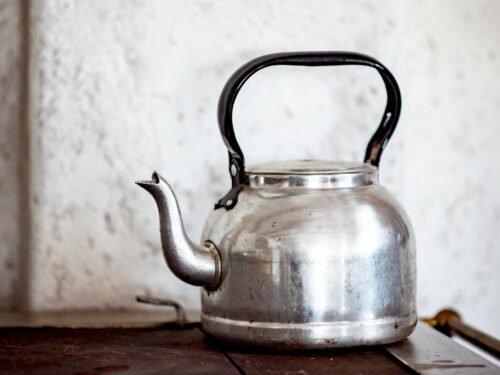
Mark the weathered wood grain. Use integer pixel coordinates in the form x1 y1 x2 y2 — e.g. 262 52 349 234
0 326 238 375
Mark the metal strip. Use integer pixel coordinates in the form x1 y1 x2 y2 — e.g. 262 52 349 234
385 323 499 374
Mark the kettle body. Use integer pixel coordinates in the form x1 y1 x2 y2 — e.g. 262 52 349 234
201 161 416 349
137 52 417 349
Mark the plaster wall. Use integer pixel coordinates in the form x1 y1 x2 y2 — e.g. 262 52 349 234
0 0 23 309
1 0 499 336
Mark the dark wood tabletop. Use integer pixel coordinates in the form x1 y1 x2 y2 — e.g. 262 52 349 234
0 323 410 374
1 320 497 374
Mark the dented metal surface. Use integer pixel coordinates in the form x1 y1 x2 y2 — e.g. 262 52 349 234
200 162 416 349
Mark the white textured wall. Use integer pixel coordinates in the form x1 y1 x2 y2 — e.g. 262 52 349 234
405 1 500 337
25 0 409 312
2 1 499 336
0 0 22 309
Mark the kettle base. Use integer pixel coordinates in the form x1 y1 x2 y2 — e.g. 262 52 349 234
201 314 417 350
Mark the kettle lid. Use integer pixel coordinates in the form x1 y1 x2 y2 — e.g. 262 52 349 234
247 160 378 189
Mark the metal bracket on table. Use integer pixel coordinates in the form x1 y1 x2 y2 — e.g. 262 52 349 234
423 309 500 359
386 322 499 374
136 296 192 329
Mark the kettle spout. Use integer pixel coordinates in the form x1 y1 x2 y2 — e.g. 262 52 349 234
136 172 220 288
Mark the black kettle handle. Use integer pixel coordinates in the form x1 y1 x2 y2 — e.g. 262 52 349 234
216 51 401 209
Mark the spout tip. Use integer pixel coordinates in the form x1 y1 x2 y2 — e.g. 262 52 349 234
151 171 160 183
135 171 161 189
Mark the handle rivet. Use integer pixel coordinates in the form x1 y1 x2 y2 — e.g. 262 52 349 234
230 164 238 176
226 199 233 206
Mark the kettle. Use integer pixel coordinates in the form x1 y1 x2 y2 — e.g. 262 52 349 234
137 52 416 349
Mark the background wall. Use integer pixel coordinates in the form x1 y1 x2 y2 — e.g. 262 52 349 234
1 0 499 336
0 0 23 309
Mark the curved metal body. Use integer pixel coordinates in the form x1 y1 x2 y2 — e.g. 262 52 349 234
137 51 417 349
136 173 221 289
200 162 416 349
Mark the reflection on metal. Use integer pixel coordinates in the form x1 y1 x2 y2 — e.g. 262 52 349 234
423 309 500 359
138 162 417 349
136 296 187 326
199 175 417 349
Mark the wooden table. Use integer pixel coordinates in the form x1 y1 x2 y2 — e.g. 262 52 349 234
0 312 497 374
0 325 409 374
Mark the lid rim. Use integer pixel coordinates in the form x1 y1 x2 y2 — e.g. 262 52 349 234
247 170 378 189
246 169 376 176
247 159 377 176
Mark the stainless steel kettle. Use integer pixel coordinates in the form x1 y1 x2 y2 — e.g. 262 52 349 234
137 52 416 349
